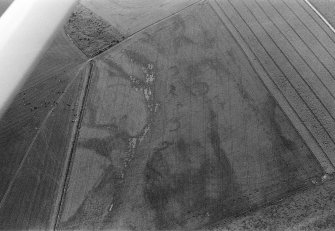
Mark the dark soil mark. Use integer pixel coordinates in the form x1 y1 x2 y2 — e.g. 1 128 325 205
144 139 208 229
169 84 177 96
261 96 307 194
60 165 123 230
144 120 249 230
190 82 209 96
306 214 335 230
207 108 250 222
80 131 129 160
123 50 156 73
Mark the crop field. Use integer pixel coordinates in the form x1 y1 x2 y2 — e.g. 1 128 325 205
1 0 335 230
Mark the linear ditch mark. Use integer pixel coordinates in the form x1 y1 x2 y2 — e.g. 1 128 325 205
241 0 335 141
53 60 95 230
222 0 335 152
236 1 334 168
226 0 335 147
208 0 335 173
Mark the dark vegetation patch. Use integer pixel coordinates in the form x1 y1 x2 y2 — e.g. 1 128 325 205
65 4 125 58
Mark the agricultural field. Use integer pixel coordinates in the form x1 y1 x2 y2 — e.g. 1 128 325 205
1 0 335 230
